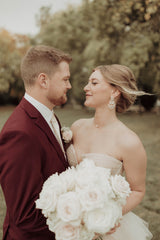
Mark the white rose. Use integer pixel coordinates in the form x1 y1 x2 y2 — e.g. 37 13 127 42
111 175 131 204
43 173 67 195
75 172 95 189
75 159 98 188
79 225 94 240
76 159 113 191
46 212 59 231
61 127 73 143
35 172 68 215
77 186 105 211
57 192 81 222
84 201 122 234
35 189 58 214
42 173 59 188
94 167 111 186
94 170 115 199
77 158 96 170
59 167 76 191
53 221 80 240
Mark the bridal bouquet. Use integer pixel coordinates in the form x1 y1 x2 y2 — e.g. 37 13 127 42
35 158 131 240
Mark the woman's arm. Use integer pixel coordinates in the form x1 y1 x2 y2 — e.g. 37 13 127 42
121 133 147 215
102 133 147 236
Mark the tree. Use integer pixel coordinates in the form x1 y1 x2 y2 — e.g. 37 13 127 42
34 0 160 108
0 29 30 104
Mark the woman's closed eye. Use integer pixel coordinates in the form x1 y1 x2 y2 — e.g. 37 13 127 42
92 81 98 85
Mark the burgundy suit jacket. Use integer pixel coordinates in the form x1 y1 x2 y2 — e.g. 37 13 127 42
0 97 69 240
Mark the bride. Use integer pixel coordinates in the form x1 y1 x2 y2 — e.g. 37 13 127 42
67 64 153 240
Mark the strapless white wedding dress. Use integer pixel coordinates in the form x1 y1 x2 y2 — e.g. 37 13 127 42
66 145 153 240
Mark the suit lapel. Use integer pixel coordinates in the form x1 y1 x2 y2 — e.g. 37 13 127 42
20 98 68 168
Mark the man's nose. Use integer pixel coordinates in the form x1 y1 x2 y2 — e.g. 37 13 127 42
67 81 72 89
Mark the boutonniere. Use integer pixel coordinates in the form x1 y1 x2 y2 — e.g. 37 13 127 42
61 126 73 143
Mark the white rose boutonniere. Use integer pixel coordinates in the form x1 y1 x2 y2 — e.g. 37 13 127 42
61 126 73 143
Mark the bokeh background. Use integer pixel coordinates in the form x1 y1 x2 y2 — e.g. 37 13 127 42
0 0 160 239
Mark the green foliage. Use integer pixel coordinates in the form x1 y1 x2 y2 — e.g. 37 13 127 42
0 38 15 93
36 5 52 29
0 30 29 104
119 31 153 77
1 0 160 108
33 0 160 109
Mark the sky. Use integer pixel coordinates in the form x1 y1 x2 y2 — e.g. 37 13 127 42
0 0 82 35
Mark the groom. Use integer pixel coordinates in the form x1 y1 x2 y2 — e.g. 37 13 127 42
0 45 72 240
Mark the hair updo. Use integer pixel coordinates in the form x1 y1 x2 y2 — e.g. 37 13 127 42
94 64 145 113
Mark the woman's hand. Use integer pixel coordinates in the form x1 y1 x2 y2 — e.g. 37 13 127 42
93 234 102 240
106 222 120 234
93 222 121 239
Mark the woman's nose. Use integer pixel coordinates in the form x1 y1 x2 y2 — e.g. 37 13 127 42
84 83 89 92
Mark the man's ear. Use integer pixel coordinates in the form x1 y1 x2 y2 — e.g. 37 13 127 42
38 73 48 89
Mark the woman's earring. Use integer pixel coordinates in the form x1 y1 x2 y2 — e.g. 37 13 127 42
108 96 116 110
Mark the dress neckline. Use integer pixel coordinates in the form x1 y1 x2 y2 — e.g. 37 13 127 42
82 152 123 165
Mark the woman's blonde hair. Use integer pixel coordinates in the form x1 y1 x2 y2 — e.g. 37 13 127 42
95 64 146 113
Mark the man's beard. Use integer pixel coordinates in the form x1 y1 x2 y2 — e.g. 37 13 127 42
50 95 67 106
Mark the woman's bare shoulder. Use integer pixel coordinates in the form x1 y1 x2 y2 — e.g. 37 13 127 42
118 122 146 158
120 124 142 147
71 118 92 133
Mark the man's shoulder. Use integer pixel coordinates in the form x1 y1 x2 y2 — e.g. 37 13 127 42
0 102 35 137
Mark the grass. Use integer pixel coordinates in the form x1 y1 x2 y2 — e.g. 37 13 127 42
0 105 160 239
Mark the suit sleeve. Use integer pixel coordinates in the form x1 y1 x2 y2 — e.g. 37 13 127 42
0 130 54 239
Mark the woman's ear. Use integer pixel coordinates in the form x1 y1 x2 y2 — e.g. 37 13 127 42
38 73 48 89
112 89 121 99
